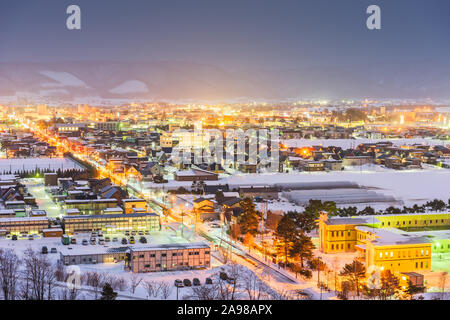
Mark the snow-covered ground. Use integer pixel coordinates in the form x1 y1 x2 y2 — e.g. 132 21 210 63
144 164 450 209
283 138 450 149
0 157 83 173
255 196 304 214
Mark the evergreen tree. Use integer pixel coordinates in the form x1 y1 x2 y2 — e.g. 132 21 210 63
290 232 314 268
100 283 117 300
286 211 315 232
304 199 338 218
274 214 297 264
358 206 375 216
339 259 366 297
405 280 425 297
237 198 260 236
379 270 400 300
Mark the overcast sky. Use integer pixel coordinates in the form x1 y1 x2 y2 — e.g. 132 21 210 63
0 0 449 70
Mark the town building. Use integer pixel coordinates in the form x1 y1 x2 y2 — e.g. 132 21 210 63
127 242 211 273
0 216 49 234
318 212 450 275
62 212 160 234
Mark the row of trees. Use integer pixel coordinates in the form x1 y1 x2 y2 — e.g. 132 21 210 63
338 259 432 300
337 199 450 217
14 168 86 179
0 248 63 300
184 263 303 300
0 248 129 300
298 198 450 218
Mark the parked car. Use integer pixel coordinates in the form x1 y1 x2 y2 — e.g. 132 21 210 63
91 232 97 237
145 230 150 235
121 238 128 245
139 236 147 243
205 277 213 285
70 238 77 244
183 279 192 287
193 278 201 286
28 235 34 240
219 272 228 280
90 238 96 245
41 246 48 254
105 237 110 242
129 237 135 244
112 237 118 242
174 279 184 287
138 231 144 236
50 248 57 254
131 230 137 236
125 231 130 236
11 235 17 241
82 239 88 246
97 230 103 237
98 239 105 245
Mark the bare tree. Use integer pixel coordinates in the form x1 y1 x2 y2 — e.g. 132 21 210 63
85 271 102 299
129 274 142 295
0 249 21 300
227 263 243 300
214 278 233 300
242 271 269 300
114 277 128 292
54 260 66 282
45 263 58 300
21 249 56 300
101 274 125 292
271 288 296 300
187 284 219 300
152 281 164 298
159 282 173 299
142 280 155 299
218 245 231 264
58 286 81 300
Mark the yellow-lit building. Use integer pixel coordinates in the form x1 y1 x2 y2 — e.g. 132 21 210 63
356 226 432 273
375 213 450 229
318 212 449 274
318 214 374 253
122 199 148 214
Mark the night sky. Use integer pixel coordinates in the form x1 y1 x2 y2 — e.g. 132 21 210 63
0 0 449 70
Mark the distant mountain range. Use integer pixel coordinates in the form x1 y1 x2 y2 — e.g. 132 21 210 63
1 60 450 102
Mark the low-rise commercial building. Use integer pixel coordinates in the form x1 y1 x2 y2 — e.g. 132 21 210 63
0 216 49 234
60 246 129 265
127 242 211 273
62 212 160 234
64 198 118 215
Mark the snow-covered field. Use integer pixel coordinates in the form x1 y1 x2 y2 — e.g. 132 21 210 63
283 138 450 149
145 164 450 208
0 157 83 173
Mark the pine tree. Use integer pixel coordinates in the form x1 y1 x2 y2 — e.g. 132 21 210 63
339 259 366 297
237 198 259 236
379 270 400 300
100 283 117 300
274 214 297 264
287 211 315 232
290 232 315 269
